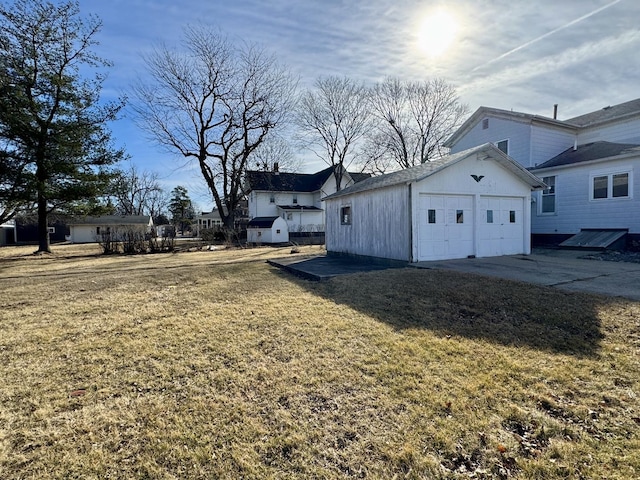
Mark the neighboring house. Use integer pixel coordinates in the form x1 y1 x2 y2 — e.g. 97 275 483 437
194 200 249 236
324 144 545 262
445 98 640 246
245 164 370 241
0 220 17 246
246 216 289 244
67 215 154 243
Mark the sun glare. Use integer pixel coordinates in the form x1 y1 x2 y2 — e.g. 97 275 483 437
417 9 458 57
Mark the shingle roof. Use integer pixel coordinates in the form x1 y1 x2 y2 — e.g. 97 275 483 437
532 141 640 170
247 216 279 228
565 98 640 127
277 205 322 211
245 167 370 192
324 143 546 200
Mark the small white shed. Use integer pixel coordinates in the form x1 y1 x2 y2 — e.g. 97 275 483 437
324 144 546 262
247 216 289 244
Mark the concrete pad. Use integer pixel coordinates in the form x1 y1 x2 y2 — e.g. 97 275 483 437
412 249 640 301
268 255 403 281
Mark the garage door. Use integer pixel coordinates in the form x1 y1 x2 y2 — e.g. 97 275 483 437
417 194 474 261
477 196 525 257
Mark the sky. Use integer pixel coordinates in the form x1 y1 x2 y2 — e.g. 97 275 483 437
75 0 640 210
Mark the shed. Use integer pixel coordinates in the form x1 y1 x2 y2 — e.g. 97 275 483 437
247 216 289 244
324 144 546 262
0 220 17 246
68 215 154 243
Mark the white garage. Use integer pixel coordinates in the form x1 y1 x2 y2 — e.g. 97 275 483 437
324 144 546 263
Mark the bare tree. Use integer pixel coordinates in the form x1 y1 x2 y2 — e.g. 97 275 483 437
251 135 300 172
112 163 163 216
364 77 468 172
297 76 370 190
132 27 297 229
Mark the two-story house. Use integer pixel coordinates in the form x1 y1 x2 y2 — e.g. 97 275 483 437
445 98 640 248
245 164 369 242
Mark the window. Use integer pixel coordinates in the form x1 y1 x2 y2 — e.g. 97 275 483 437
286 212 293 221
340 206 351 225
509 211 516 223
428 209 436 224
487 210 493 223
276 229 281 234
96 226 100 235
482 118 489 130
456 210 464 224
541 176 556 213
496 139 508 154
269 194 275 203
293 194 298 204
591 171 631 200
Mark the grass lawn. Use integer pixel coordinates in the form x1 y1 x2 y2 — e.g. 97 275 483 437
0 243 638 479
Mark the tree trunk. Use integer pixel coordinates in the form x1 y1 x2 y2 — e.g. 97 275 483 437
37 192 51 253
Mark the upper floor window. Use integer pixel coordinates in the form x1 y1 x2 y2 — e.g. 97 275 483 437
541 176 556 214
293 194 298 204
591 171 631 200
496 139 508 154
482 118 489 130
269 194 275 203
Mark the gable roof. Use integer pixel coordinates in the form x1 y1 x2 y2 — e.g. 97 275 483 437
444 106 574 148
532 141 640 170
324 144 546 200
68 215 152 226
565 98 640 127
245 166 370 193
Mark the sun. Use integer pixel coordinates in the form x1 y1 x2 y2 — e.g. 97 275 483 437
417 9 459 57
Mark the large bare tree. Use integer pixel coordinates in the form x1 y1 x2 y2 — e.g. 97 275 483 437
297 76 370 190
111 162 165 218
132 28 297 229
364 77 468 172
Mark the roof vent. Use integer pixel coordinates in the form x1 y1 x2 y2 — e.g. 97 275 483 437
553 104 558 119
603 105 611 110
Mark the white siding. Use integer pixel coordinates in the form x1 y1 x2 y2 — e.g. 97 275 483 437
578 117 640 145
533 156 640 234
530 126 575 167
326 184 411 261
450 116 533 167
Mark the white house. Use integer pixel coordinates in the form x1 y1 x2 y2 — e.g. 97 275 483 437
68 215 154 243
445 98 640 247
246 216 289 244
245 165 370 241
0 220 16 246
324 144 545 262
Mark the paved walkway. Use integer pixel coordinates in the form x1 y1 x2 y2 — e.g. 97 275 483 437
270 249 640 301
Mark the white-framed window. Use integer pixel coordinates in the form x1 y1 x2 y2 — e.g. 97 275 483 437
495 139 509 154
340 205 351 225
292 194 298 204
590 170 632 200
541 175 556 214
482 118 489 130
286 212 293 221
269 194 275 203
486 210 493 223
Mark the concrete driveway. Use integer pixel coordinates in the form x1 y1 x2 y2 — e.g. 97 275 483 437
413 249 640 301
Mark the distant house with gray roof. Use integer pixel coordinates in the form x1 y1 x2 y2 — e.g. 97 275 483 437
445 98 640 248
245 164 370 242
68 215 153 243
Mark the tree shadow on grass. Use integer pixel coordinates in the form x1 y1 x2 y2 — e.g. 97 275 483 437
279 266 606 358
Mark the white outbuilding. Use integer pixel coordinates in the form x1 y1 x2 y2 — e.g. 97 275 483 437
324 144 546 262
246 216 289 244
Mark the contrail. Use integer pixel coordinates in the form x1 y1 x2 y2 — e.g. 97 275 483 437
472 0 623 72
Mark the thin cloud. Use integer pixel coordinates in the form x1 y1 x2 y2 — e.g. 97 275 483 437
461 29 640 97
472 0 623 72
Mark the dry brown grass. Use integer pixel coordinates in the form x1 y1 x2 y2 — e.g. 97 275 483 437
0 243 638 479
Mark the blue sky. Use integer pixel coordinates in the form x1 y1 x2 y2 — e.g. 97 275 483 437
79 0 639 210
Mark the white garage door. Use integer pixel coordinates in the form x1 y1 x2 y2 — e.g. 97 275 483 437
417 194 474 261
477 196 525 257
